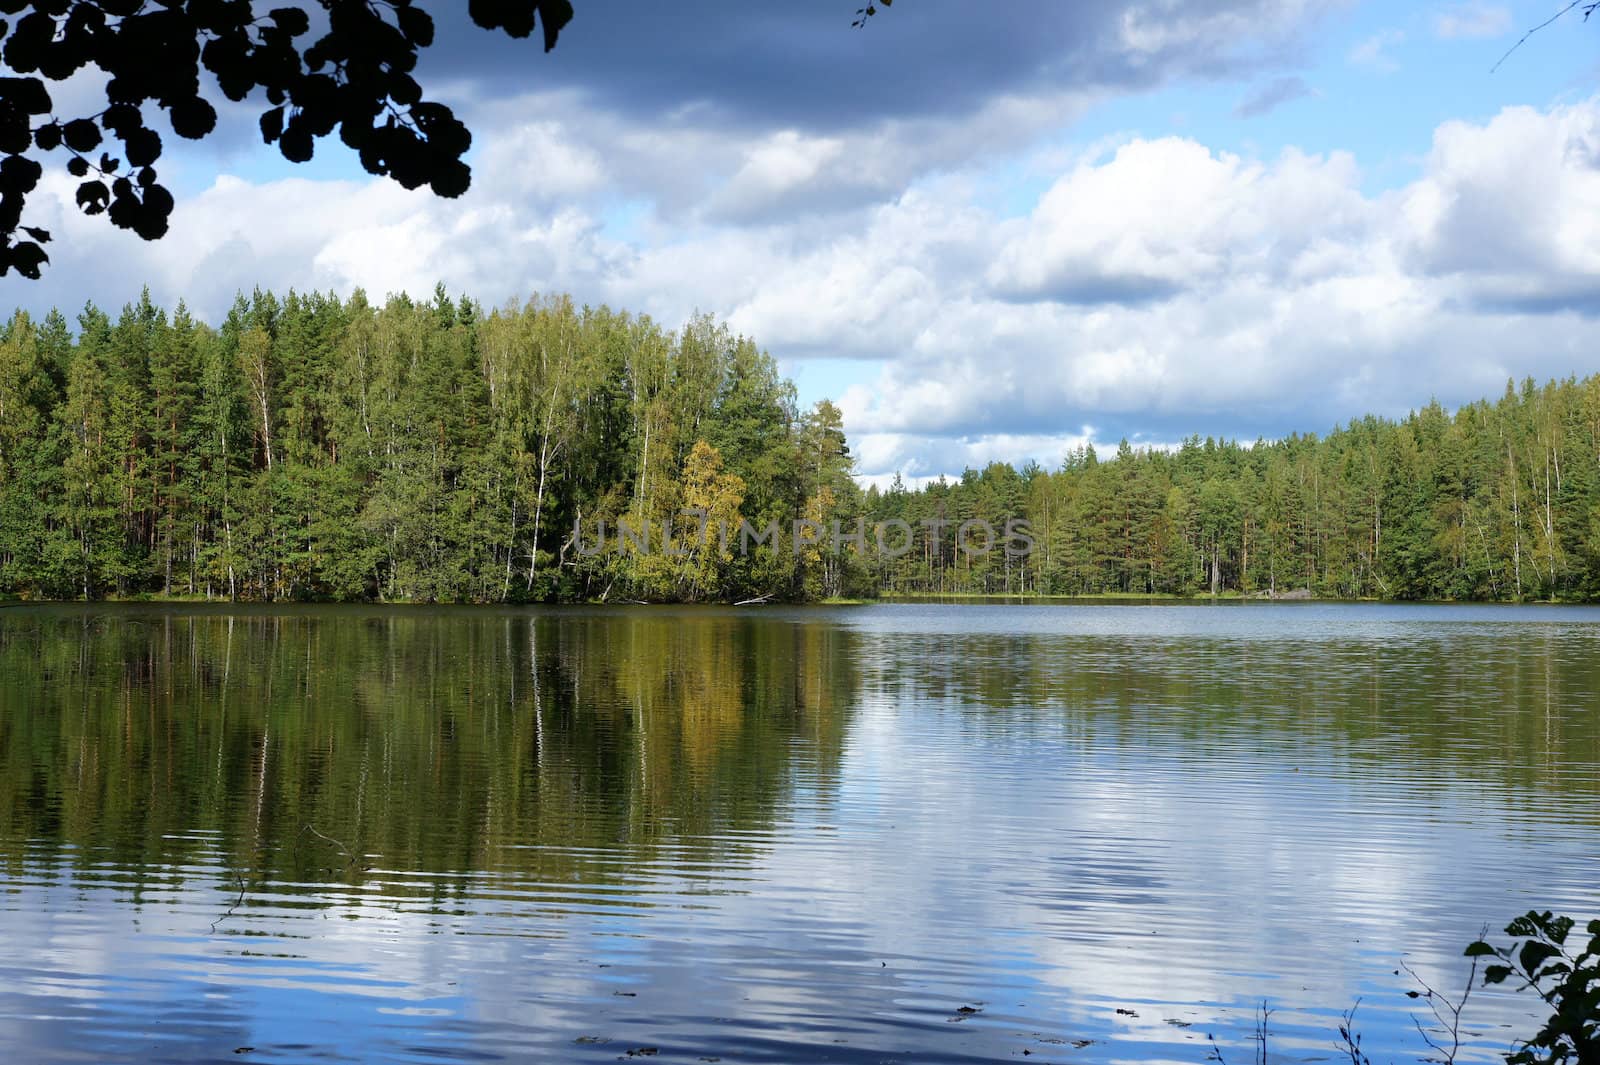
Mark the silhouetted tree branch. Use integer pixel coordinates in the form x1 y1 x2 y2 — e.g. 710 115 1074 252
0 0 574 279
851 0 891 29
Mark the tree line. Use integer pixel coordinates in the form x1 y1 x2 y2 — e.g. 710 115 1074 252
2 286 1599 602
0 288 853 602
864 377 1600 601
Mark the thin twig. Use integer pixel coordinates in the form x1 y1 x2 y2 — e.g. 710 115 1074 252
1401 931 1483 1065
302 823 361 870
1254 1002 1273 1065
1491 1 1594 73
1206 1002 1271 1064
210 870 246 934
1338 999 1374 1065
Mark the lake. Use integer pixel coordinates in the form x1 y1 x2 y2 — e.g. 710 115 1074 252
1 602 1598 1063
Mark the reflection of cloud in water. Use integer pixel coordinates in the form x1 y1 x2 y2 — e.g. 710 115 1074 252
2 605 1599 1062
783 644 1595 1061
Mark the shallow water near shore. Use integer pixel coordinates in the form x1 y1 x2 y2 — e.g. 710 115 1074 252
2 601 1598 1063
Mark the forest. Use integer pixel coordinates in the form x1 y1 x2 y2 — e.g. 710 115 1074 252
875 374 1600 602
1 287 1598 603
0 288 854 603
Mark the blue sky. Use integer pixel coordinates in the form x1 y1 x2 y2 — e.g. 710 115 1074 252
6 0 1600 482
1081 1 1599 171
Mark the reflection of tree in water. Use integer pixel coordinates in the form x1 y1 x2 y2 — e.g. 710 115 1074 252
857 629 1600 806
0 606 857 896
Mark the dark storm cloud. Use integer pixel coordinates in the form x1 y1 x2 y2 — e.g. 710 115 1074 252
419 0 1318 131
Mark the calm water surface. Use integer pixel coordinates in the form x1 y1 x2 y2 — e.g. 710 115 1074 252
2 602 1598 1063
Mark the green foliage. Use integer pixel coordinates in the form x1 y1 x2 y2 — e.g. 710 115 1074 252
1468 911 1600 1064
0 289 859 604
872 378 1600 602
7 288 1600 604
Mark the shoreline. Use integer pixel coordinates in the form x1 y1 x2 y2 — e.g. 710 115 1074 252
2 592 1593 608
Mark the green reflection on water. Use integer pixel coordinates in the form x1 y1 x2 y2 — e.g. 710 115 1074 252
0 606 855 892
3 603 1600 1065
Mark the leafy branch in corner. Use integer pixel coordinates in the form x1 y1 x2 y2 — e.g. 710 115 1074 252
0 1 575 280
1466 910 1600 1064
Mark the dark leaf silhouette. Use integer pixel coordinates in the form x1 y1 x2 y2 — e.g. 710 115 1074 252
62 118 101 152
75 179 109 216
260 106 286 144
0 1 580 279
169 97 218 140
1 237 45 277
30 122 60 151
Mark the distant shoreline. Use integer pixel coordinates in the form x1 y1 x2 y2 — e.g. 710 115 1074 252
3 592 1595 609
878 590 1592 605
